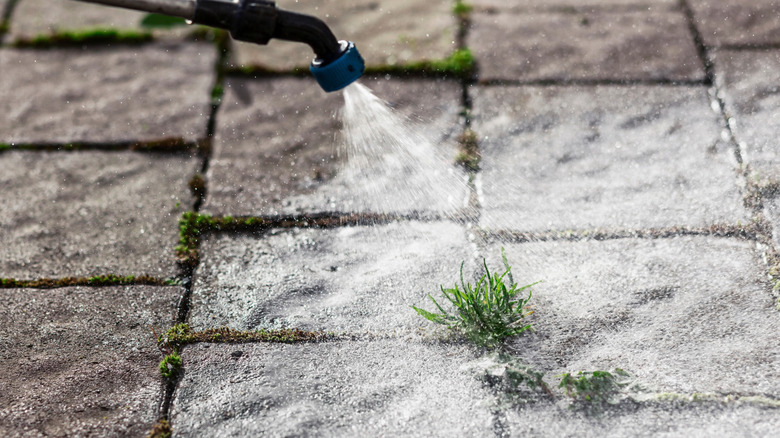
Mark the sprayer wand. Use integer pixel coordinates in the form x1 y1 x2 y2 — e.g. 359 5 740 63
71 0 365 92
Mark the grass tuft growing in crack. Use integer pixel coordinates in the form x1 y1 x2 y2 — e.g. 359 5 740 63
413 248 538 347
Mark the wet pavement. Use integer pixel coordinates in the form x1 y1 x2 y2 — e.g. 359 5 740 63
1 0 779 436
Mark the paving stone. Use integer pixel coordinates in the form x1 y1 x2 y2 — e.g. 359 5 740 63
502 400 780 437
469 0 678 12
190 221 473 333
484 237 778 395
204 76 465 217
171 340 494 437
765 195 780 249
689 0 780 47
9 0 194 41
0 150 199 279
229 0 456 70
714 49 780 181
468 10 704 82
0 43 216 144
472 85 747 232
0 285 180 437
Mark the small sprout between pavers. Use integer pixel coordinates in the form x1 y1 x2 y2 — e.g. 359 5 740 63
480 353 554 398
453 1 473 19
413 248 538 347
146 419 172 438
558 369 631 404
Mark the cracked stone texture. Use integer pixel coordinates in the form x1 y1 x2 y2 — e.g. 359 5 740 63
472 85 748 232
470 0 678 12
8 0 196 41
229 0 456 70
689 0 780 47
468 10 704 82
0 150 199 279
189 221 473 333
171 340 494 437
502 400 780 437
714 50 780 181
483 237 779 395
0 43 215 144
204 76 466 217
0 285 180 437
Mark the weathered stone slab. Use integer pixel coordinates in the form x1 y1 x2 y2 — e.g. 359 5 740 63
0 150 198 279
0 285 180 437
229 0 456 70
0 43 216 144
689 0 780 47
714 50 780 181
472 85 747 232
502 400 780 437
171 340 494 437
765 195 780 250
468 11 704 82
9 0 194 41
190 221 473 333
204 76 466 217
470 0 677 12
483 237 778 395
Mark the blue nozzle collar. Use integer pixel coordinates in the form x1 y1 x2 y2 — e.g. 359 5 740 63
310 41 365 92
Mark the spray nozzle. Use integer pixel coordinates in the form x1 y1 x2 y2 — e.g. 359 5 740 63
193 0 364 92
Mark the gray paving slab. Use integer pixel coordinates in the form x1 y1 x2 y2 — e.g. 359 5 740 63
229 0 456 70
190 221 474 333
0 43 216 144
472 85 748 232
483 237 778 395
171 340 495 437
714 49 780 182
0 285 180 437
0 150 199 279
765 195 780 250
689 0 780 47
468 10 704 82
8 0 193 41
470 0 677 12
502 400 780 437
204 77 466 217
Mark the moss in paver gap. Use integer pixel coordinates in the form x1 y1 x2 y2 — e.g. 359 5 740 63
175 211 395 267
160 324 331 348
13 28 153 48
229 49 476 79
0 275 174 288
146 419 172 438
0 138 197 153
455 128 480 171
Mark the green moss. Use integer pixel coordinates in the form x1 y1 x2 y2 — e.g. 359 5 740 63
453 1 473 18
0 143 10 151
365 49 476 78
160 323 331 348
14 28 153 48
558 369 631 403
0 275 167 288
455 128 481 171
146 418 172 438
159 352 182 379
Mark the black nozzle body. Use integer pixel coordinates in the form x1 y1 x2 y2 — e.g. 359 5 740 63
193 0 342 63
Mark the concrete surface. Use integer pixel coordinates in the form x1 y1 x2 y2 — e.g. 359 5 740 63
2 0 779 436
0 43 215 144
0 285 180 437
0 150 199 279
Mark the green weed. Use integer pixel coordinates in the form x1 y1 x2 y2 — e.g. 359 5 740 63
413 248 537 347
558 369 631 403
453 1 473 18
14 28 152 48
